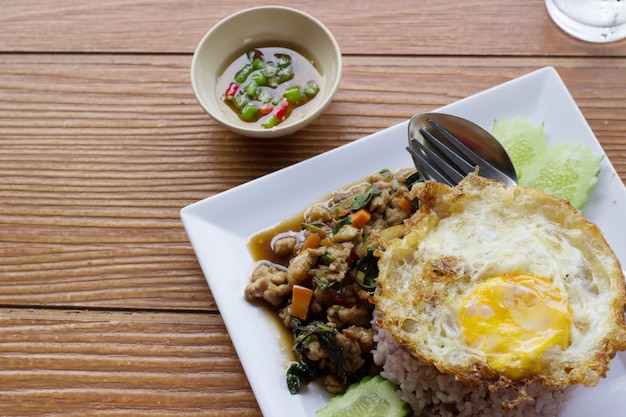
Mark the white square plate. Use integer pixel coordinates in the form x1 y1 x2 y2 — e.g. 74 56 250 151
181 67 626 417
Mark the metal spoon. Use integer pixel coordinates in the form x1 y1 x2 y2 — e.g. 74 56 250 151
407 112 518 186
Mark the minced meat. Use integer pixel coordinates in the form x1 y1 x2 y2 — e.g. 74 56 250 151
244 167 423 393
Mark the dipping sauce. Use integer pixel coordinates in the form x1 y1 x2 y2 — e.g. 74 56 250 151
217 46 324 129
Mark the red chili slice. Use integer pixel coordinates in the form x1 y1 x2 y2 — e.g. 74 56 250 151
260 103 273 115
224 82 239 100
274 101 289 119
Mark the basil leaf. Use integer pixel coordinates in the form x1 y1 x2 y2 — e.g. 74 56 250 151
314 276 339 290
332 216 352 234
287 319 345 394
350 185 382 211
352 247 380 292
406 171 425 190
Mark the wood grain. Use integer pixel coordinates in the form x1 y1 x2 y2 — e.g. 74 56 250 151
0 308 261 416
2 0 626 56
1 0 625 415
2 54 626 308
1 54 625 310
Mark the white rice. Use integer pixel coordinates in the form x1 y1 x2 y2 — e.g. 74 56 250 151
372 320 573 417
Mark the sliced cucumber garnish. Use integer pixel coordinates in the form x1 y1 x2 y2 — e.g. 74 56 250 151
492 118 602 209
518 142 602 209
492 117 547 179
316 375 411 417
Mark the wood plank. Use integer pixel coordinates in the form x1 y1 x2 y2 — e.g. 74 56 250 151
2 0 626 56
0 308 261 416
1 54 625 311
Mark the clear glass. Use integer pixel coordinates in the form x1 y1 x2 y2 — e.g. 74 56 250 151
546 0 626 43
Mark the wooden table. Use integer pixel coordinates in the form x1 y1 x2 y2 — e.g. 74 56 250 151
1 1 625 415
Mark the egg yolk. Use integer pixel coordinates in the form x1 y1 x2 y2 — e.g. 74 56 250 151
458 274 572 379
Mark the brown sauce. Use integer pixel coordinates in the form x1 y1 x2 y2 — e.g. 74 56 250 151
247 212 305 360
247 212 304 266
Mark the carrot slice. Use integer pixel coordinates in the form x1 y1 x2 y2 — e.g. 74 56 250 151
350 208 371 228
290 285 314 321
300 233 321 252
398 192 414 212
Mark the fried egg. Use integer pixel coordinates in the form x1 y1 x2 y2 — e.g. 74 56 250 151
372 172 626 389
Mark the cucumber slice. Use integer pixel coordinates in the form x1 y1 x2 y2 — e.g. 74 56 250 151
492 117 547 180
316 375 411 417
518 142 603 209
492 118 602 209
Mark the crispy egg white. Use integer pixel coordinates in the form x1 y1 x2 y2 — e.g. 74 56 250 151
373 172 626 389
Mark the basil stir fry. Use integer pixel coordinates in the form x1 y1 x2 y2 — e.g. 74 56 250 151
245 168 423 394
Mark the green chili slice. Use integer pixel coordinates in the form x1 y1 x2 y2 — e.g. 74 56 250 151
234 64 254 83
303 80 320 97
284 86 303 104
240 103 259 120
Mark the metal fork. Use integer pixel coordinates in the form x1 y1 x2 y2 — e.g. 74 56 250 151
406 113 518 186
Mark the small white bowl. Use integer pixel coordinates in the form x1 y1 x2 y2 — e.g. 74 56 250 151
191 6 342 138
